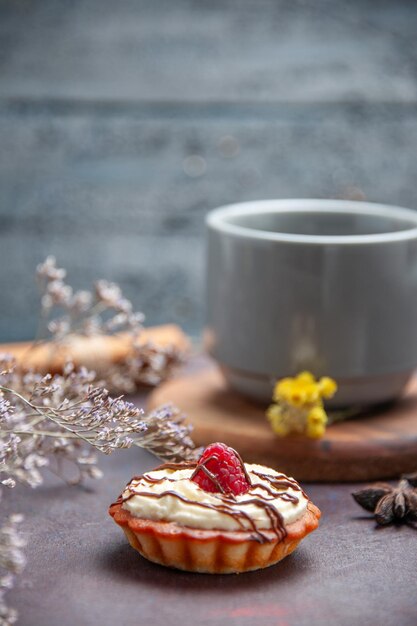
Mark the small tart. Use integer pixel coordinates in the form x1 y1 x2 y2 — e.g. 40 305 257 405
109 460 321 574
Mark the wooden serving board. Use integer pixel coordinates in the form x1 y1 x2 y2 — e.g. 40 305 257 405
148 356 417 482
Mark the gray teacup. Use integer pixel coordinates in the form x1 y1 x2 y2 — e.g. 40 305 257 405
205 199 417 407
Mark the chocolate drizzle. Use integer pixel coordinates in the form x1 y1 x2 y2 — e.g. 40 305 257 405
190 458 228 494
116 462 307 544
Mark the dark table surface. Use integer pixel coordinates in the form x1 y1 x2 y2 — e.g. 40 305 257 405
4 387 417 626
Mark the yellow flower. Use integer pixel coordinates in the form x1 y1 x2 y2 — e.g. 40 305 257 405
306 421 326 439
273 378 292 402
267 371 337 439
266 404 290 436
308 405 327 424
318 376 338 398
297 371 315 384
306 406 328 439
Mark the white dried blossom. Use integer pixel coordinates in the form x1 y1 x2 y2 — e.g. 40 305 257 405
0 511 26 626
70 290 93 313
106 341 186 394
47 318 71 339
94 280 123 308
37 256 66 282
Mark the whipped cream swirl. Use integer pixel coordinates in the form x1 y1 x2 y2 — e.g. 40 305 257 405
121 463 308 537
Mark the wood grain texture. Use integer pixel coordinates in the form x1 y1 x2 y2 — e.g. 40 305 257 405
148 356 417 482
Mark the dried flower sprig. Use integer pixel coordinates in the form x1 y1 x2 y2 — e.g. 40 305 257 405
36 256 143 339
34 257 184 392
1 257 194 622
105 342 185 394
267 371 337 438
0 511 26 626
0 355 196 490
0 354 196 624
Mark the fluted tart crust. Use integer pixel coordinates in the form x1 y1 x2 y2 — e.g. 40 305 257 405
109 499 320 574
109 461 321 574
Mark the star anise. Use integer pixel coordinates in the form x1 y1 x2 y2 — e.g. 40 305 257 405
352 473 417 527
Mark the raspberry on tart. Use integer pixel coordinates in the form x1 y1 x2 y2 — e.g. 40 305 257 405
109 443 321 574
191 442 251 495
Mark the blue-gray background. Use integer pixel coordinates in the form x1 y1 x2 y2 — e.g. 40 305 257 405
1 0 416 341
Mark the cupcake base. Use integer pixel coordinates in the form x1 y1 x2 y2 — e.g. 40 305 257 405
109 501 321 574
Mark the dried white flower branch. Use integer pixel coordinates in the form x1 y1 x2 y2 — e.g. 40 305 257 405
0 355 196 624
0 355 196 488
34 257 184 392
0 256 195 623
0 510 26 626
36 256 143 339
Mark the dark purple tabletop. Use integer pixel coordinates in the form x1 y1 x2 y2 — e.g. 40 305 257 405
4 394 417 626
